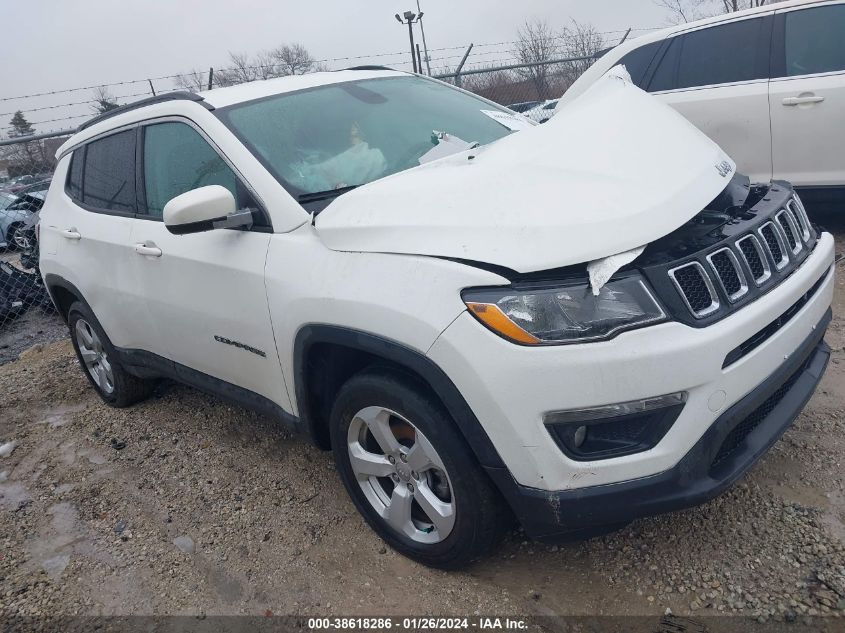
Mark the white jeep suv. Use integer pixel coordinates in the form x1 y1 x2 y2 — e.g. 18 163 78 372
39 68 834 568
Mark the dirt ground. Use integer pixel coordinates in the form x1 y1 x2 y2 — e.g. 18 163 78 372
0 219 844 627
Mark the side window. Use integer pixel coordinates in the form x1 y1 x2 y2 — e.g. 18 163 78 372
66 148 83 201
648 37 681 92
675 18 767 89
783 4 845 77
82 130 136 213
142 122 251 219
618 41 662 89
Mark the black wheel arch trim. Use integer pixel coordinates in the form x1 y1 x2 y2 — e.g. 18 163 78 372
43 274 91 324
293 324 506 469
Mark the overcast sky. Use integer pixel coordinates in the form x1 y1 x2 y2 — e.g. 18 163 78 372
1 0 673 135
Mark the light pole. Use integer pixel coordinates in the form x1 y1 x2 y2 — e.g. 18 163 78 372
395 11 423 74
415 0 432 76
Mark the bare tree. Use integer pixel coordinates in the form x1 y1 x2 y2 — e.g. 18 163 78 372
271 43 325 76
718 0 770 11
192 43 325 89
91 86 120 114
558 20 606 86
174 68 208 93
656 0 771 23
215 52 263 87
515 19 560 99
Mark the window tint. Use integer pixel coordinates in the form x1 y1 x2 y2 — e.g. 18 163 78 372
618 41 662 88
142 122 245 218
648 37 681 92
784 5 845 76
82 130 136 212
676 18 765 89
66 149 83 201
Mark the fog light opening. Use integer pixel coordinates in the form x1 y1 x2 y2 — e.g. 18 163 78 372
544 392 687 462
573 425 587 449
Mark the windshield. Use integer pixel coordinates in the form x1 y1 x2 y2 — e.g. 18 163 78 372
217 76 517 200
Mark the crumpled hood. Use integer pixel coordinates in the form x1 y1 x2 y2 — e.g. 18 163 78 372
315 73 735 273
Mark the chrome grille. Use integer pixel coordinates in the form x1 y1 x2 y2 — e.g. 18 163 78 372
706 248 748 302
736 235 771 286
669 262 720 317
787 198 812 242
759 222 789 270
776 209 802 255
667 193 816 318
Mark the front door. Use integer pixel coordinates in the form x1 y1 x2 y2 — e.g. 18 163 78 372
129 119 290 409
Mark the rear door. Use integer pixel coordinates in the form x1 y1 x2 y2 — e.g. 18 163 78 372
129 118 289 408
769 1 845 188
645 15 775 183
42 131 138 347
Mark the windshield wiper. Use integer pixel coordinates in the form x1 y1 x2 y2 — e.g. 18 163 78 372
298 184 359 204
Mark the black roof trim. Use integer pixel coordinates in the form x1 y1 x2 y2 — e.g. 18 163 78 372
339 65 396 72
76 92 213 132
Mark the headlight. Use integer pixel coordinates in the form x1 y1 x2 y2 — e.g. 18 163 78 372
463 275 666 345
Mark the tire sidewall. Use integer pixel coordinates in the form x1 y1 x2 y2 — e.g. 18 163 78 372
330 370 498 568
67 301 124 405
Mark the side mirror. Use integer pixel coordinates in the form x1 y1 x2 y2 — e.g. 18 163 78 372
163 185 252 235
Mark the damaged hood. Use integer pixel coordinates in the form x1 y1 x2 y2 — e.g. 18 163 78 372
315 73 735 273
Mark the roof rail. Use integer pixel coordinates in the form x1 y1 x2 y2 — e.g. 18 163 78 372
339 65 397 72
76 91 212 132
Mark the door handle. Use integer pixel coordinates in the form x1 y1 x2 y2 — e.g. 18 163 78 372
782 95 825 106
134 242 162 258
61 228 81 240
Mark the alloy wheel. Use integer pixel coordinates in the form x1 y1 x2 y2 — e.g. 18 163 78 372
347 406 456 544
75 318 115 394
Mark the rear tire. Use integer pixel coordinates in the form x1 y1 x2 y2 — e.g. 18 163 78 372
67 301 155 407
330 368 509 569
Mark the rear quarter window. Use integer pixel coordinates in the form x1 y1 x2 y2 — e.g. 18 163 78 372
66 149 83 201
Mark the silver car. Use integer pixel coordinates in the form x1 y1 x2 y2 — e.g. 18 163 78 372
1 189 45 249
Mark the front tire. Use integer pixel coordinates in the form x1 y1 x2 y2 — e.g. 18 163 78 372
330 369 509 569
67 301 155 407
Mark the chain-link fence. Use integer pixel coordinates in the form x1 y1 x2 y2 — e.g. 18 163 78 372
434 52 603 122
0 134 67 363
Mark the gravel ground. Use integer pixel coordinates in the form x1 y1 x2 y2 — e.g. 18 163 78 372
0 219 843 628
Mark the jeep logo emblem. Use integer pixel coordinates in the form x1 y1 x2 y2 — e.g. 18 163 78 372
716 160 733 178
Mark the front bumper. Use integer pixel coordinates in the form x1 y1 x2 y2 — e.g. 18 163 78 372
485 312 830 540
428 233 835 491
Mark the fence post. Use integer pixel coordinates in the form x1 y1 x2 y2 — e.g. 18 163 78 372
148 79 156 96
208 68 214 91
454 43 474 88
